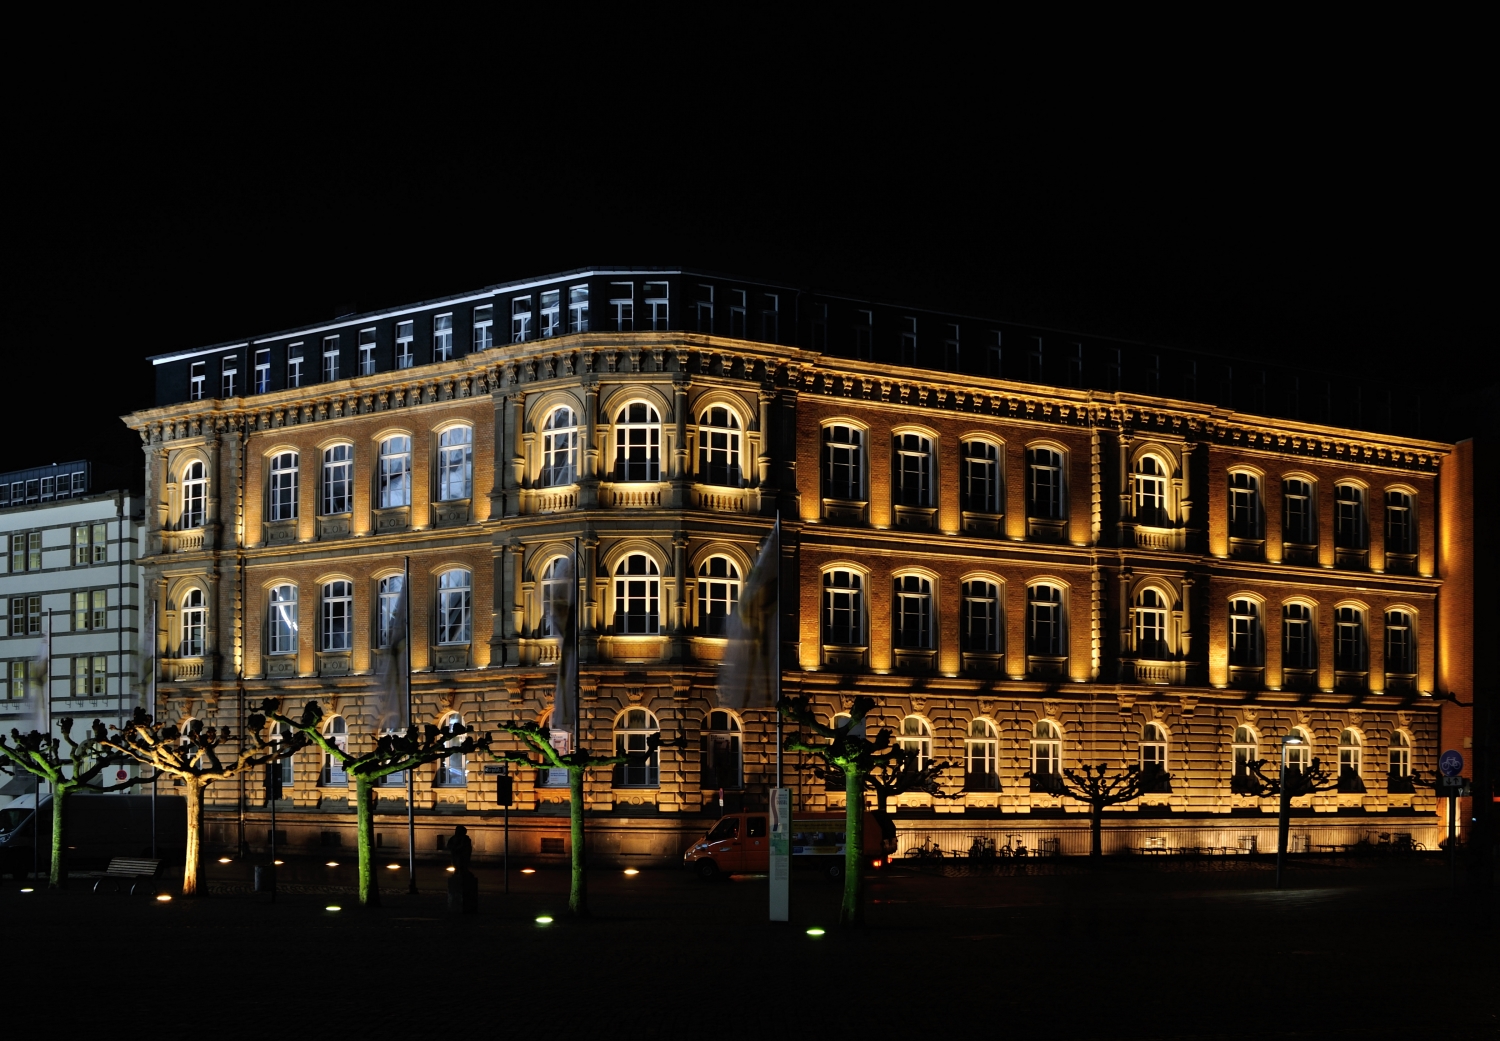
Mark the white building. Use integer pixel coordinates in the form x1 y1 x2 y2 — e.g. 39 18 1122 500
1 461 145 805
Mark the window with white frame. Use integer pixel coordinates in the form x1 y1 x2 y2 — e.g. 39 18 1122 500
1334 606 1365 671
322 335 340 382
434 715 467 787
180 589 205 657
358 328 376 375
540 407 579 487
189 361 205 400
822 570 863 646
268 584 298 656
1285 728 1312 774
378 436 412 508
321 716 348 786
1385 609 1414 675
698 407 742 486
395 321 414 369
221 355 238 397
1031 721 1062 781
695 284 713 332
437 426 473 501
1284 478 1315 544
1283 602 1315 669
700 709 742 789
809 300 826 349
759 292 779 343
613 402 661 481
568 284 589 332
1135 588 1169 659
540 292 560 338
538 557 570 638
321 580 353 652
180 461 206 528
893 433 934 507
473 305 494 350
986 330 1002 377
609 282 634 331
943 323 960 370
1338 728 1362 781
1026 584 1064 657
900 316 917 365
1229 472 1260 538
287 344 304 388
437 569 472 645
268 452 298 521
1026 447 1064 520
893 574 933 649
254 349 270 393
961 580 1001 653
1335 484 1366 548
434 314 454 360
1385 490 1414 554
1136 456 1168 526
322 444 352 515
854 309 872 360
73 655 107 696
961 440 1001 513
729 289 746 338
645 282 669 330
613 708 659 787
269 721 295 792
377 574 403 649
823 424 863 501
613 554 660 635
697 556 740 637
1228 598 1261 666
900 716 932 770
511 297 532 343
965 719 999 790
1232 726 1258 782
1389 731 1411 779
1141 722 1168 774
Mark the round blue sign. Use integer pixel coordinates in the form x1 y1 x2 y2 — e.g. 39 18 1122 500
1439 750 1464 777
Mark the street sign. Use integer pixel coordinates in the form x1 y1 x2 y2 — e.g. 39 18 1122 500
1437 776 1469 797
1439 750 1464 777
769 787 790 922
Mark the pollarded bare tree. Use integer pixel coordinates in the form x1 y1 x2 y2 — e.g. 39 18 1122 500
100 708 288 896
1052 763 1153 857
865 744 958 815
0 718 136 888
262 699 490 908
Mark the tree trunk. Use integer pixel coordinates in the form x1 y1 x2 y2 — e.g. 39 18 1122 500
356 775 380 907
841 765 865 927
183 781 205 896
48 787 67 889
568 766 587 917
1091 803 1103 857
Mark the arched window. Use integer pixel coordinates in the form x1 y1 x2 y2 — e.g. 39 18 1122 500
1388 731 1412 787
321 444 352 516
321 580 353 652
1283 603 1315 671
1030 720 1062 788
1385 610 1414 677
437 426 473 501
822 570 863 646
613 402 661 481
1284 478 1315 545
1026 584 1064 657
893 433 934 507
268 584 298 656
1140 722 1169 785
1338 729 1365 793
1384 490 1415 555
1135 455 1168 526
965 719 999 791
538 557 571 638
698 407 742 486
822 424 863 501
1026 447 1064 519
180 461 206 529
613 554 660 634
1228 471 1260 539
893 574 933 649
1232 726 1258 789
700 709 742 790
437 570 472 645
269 721 294 793
269 451 298 521
1284 727 1312 774
540 408 579 488
899 716 932 770
1135 589 1169 659
612 708 660 787
1228 598 1262 667
961 440 1001 513
1335 484 1366 549
1334 606 1365 672
961 580 1001 653
320 715 348 787
697 556 740 637
376 574 404 649
434 715 467 788
179 589 205 657
378 436 412 508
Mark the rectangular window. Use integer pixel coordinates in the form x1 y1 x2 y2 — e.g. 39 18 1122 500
40 476 55 502
1385 491 1414 554
758 292 777 343
810 301 826 350
92 522 107 563
189 361 206 400
729 290 747 339
322 335 340 382
10 535 24 572
1143 354 1160 395
92 655 107 695
221 355 238 397
74 526 90 566
1027 338 1043 381
987 330 1002 377
287 344 304 388
610 283 634 331
900 317 917 366
268 453 298 522
74 656 89 696
1104 349 1121 391
568 284 589 332
854 310 872 360
1335 485 1365 548
1182 360 1197 399
473 305 494 350
395 322 414 369
511 298 532 343
962 441 1001 513
1026 448 1064 520
645 282 669 331
254 349 271 393
322 444 352 515
27 532 40 571
358 328 377 376
540 292 560 338
12 595 42 635
74 591 90 631
694 284 714 333
92 589 107 630
1229 473 1260 539
434 314 454 360
1064 343 1083 387
944 324 960 371
1284 479 1314 544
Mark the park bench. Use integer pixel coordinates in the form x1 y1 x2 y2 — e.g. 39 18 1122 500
93 857 164 895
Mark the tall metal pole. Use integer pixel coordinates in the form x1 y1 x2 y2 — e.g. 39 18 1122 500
1449 793 1458 891
404 556 416 895
150 600 158 860
774 512 782 790
573 537 581 756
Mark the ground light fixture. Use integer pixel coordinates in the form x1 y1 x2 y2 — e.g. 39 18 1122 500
273 859 284 866
156 895 172 903
535 916 553 925
19 888 33 893
325 861 339 867
446 866 456 873
806 928 826 937
218 857 232 863
387 863 401 870
325 905 341 912
520 868 536 874
623 868 639 876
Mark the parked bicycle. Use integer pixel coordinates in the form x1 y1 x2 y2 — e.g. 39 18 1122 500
967 836 997 861
997 834 1029 858
905 837 945 859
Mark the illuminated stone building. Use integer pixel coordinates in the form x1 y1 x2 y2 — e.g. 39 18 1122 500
123 268 1469 861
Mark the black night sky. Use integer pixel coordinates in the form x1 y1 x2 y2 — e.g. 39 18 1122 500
11 28 1491 491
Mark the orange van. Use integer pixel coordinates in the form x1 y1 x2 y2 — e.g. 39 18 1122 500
683 809 896 880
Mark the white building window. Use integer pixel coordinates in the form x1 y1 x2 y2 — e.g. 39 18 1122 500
540 291 560 338
1026 585 1064 657
893 433 933 507
473 305 494 350
1283 602 1315 669
189 362 205 400
613 402 661 481
822 424 863 501
1031 721 1062 782
180 461 206 529
395 321 414 369
697 556 740 637
433 314 454 360
695 284 714 332
437 426 473 501
1135 456 1168 526
965 719 999 790
961 441 1001 513
254 349 270 394
377 574 403 649
1334 606 1365 671
434 715 467 787
899 716 932 770
759 292 778 343
358 328 377 375
729 289 747 338
1141 722 1168 774
613 554 660 635
378 436 412 508
287 344 304 388
986 330 1002 377
322 335 340 382
893 574 933 649
613 708 659 787
698 407 741 486
221 355 238 398
538 557 570 638
1389 731 1411 779
1232 726 1258 782
511 297 532 343
1026 447 1064 520
1284 478 1315 544
1339 728 1362 781
1285 727 1312 774
1385 490 1415 554
321 580 353 652
270 722 295 791
943 323 960 370
610 282 634 331
180 589 205 657
568 284 589 332
1335 484 1366 549
644 281 669 330
322 444 352 515
700 710 742 790
822 570 863 646
321 716 348 787
268 452 298 521
540 407 579 488
854 309 872 360
1135 589 1169 659
1229 471 1261 538
1228 598 1261 666
437 569 472 645
961 580 1001 653
900 316 917 365
268 584 298 656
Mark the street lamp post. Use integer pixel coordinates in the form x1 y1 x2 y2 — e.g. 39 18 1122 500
1276 732 1304 890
